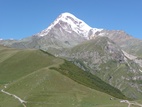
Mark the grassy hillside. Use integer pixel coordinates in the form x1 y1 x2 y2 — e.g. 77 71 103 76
2 67 128 107
0 48 63 84
51 60 128 100
0 45 127 107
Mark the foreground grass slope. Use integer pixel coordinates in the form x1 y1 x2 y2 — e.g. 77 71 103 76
5 68 128 107
0 45 127 107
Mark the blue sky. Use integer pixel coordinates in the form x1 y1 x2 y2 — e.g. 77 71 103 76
0 0 142 40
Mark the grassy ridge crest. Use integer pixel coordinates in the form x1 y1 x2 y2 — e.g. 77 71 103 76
50 60 129 100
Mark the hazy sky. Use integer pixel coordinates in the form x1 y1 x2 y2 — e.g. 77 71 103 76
0 0 142 40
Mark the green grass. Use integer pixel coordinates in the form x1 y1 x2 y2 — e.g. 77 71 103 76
0 49 63 84
0 92 21 107
4 68 127 107
0 45 128 107
50 60 128 100
71 37 109 55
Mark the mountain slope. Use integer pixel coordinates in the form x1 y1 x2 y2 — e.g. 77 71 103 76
94 30 142 57
0 12 103 51
58 36 142 99
37 12 92 38
0 45 127 107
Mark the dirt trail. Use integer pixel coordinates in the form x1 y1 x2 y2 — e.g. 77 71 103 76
1 85 27 107
120 100 142 107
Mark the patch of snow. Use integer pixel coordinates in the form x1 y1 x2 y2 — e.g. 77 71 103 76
92 28 103 34
37 12 103 39
88 28 103 39
54 12 92 38
60 12 92 33
98 32 105 36
66 30 72 33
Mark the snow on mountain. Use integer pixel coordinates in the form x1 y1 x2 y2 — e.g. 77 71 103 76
37 12 103 39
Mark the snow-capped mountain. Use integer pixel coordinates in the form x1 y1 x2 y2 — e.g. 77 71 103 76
37 12 103 39
0 12 142 57
1 12 142 99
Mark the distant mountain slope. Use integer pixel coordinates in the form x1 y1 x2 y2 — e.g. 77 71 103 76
58 36 142 99
0 45 127 107
95 30 142 57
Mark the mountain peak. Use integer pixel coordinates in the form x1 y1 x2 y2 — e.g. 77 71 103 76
37 12 103 39
38 12 92 37
59 12 78 19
